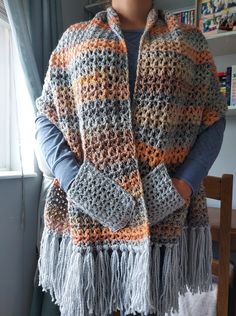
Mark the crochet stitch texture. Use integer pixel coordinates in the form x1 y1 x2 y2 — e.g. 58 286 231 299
35 5 228 316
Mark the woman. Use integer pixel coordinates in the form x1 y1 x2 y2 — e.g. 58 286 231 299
35 0 227 315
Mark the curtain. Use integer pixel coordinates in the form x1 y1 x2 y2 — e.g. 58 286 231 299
4 0 41 111
3 0 63 113
28 0 63 86
3 0 63 315
0 0 8 22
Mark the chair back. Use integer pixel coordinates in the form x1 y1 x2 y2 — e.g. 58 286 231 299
203 174 233 316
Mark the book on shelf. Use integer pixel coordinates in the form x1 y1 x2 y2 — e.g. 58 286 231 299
219 65 236 106
226 67 232 106
229 65 236 106
199 0 236 37
217 71 227 98
172 8 196 26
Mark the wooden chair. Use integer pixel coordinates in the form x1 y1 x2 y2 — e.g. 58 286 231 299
203 174 234 316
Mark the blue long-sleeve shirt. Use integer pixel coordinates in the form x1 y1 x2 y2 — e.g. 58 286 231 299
35 28 226 194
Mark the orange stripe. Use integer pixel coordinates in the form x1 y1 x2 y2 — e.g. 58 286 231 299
116 169 144 198
50 38 126 68
73 70 126 90
71 222 183 244
135 141 190 167
71 222 150 244
72 73 129 105
202 110 222 126
91 18 111 30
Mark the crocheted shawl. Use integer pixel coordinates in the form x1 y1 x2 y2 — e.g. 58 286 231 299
35 5 227 316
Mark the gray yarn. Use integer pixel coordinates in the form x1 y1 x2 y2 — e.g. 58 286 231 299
38 226 213 316
142 163 186 225
67 160 136 232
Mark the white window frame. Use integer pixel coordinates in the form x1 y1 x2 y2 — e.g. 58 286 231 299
0 17 35 175
0 18 11 171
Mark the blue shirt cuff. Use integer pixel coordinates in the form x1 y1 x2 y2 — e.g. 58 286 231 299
172 158 208 196
52 157 81 193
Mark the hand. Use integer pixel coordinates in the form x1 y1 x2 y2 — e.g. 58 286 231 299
171 177 192 205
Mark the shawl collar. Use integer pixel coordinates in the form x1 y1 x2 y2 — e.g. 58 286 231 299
106 4 159 39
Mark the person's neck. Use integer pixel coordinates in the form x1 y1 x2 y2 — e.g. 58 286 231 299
111 0 153 30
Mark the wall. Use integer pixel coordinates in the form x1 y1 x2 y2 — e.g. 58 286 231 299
208 54 236 209
61 0 89 29
0 166 42 316
208 116 236 209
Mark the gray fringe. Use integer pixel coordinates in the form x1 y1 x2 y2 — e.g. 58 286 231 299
178 227 188 295
37 228 60 302
159 244 179 316
37 225 213 316
187 226 213 294
54 234 73 305
150 243 161 315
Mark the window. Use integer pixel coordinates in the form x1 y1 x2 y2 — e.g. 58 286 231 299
0 8 35 174
0 19 10 171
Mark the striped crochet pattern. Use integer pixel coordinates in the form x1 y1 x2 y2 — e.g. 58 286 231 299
35 5 228 316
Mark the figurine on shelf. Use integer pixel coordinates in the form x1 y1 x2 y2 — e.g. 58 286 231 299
201 0 215 15
202 16 218 32
213 0 226 12
226 0 236 8
217 11 236 31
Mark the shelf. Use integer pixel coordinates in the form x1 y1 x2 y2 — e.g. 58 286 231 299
226 106 236 117
206 31 236 56
205 30 236 40
166 5 195 14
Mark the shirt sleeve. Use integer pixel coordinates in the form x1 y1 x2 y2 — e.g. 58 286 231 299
172 116 226 196
34 24 84 193
172 28 228 196
35 112 81 192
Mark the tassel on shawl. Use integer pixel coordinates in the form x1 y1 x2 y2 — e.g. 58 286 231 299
159 244 179 316
37 225 213 316
150 243 161 315
53 234 73 305
187 226 213 294
37 228 60 302
178 226 188 295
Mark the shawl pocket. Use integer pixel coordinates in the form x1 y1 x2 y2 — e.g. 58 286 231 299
66 160 136 232
142 163 186 225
